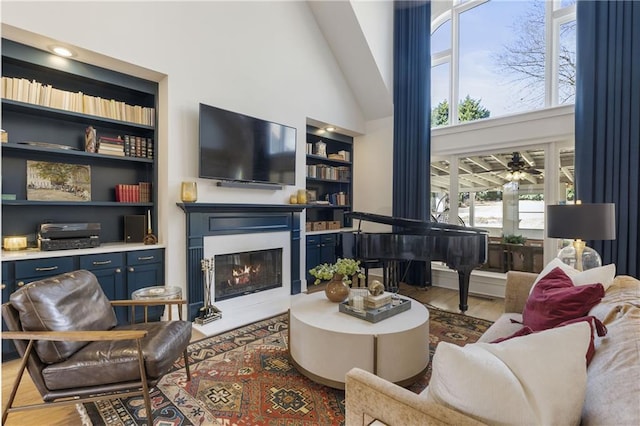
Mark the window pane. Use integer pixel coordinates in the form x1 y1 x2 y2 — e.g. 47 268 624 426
558 20 576 105
431 62 450 127
518 192 544 229
459 0 544 121
559 0 576 9
474 191 503 228
431 20 451 53
431 159 450 221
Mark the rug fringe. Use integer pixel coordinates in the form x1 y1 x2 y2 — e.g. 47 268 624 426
76 403 93 426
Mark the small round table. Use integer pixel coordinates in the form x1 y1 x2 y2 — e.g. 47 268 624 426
131 286 182 320
289 291 429 389
132 286 182 300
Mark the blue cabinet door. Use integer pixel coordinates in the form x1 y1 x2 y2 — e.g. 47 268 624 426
126 249 165 323
305 233 338 283
80 252 126 324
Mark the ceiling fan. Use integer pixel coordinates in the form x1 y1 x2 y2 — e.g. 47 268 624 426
505 152 542 181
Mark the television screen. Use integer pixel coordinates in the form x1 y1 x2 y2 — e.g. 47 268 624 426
199 103 297 186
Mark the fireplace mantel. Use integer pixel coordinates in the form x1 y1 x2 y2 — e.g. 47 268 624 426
177 203 307 214
177 203 305 321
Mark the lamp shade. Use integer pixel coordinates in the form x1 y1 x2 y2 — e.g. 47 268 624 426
546 203 616 240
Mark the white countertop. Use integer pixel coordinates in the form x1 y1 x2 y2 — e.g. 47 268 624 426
1 242 165 261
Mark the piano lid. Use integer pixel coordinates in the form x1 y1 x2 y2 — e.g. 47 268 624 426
348 211 488 235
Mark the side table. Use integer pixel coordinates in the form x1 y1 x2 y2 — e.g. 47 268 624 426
131 286 183 321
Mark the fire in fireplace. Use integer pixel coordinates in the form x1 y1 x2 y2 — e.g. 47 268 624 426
214 248 283 301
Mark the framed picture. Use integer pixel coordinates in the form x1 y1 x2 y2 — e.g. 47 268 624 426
307 189 317 202
27 160 91 201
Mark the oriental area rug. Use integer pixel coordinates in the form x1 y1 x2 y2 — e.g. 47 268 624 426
80 305 493 426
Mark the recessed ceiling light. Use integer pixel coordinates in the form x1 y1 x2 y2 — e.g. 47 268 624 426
50 46 75 57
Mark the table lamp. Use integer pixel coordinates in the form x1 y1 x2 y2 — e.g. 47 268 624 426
546 201 616 271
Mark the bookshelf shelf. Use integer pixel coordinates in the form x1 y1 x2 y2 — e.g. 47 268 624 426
1 39 158 245
1 142 154 163
1 99 154 131
2 200 154 207
305 125 353 228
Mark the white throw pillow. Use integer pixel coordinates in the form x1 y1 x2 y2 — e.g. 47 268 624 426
530 259 615 294
425 322 591 426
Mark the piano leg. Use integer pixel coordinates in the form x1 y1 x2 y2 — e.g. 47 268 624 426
457 268 473 312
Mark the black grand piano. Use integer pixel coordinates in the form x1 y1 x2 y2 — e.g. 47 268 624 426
344 211 488 312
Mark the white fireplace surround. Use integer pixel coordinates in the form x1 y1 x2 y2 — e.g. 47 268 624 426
194 231 291 336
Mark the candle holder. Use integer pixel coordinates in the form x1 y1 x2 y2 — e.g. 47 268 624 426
3 236 27 251
144 210 157 245
181 182 197 202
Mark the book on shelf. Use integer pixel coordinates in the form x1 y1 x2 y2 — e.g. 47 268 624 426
115 184 140 203
146 138 154 159
139 182 152 202
1 76 156 126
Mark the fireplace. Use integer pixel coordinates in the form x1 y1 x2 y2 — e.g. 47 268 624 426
215 248 283 301
178 203 304 325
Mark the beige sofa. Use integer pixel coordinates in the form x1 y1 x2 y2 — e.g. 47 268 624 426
345 271 640 425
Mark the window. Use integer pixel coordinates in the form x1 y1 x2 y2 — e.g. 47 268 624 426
431 0 576 127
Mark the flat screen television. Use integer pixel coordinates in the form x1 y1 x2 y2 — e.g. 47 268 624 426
199 103 297 186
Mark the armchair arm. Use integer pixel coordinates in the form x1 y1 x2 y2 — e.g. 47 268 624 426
1 329 148 342
345 368 485 425
111 299 188 322
110 299 187 307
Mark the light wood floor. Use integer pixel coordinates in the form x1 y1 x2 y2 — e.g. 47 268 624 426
1 285 504 425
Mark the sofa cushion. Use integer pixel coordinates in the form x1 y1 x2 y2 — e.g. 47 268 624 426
476 313 523 343
42 320 192 390
581 275 640 426
531 258 615 293
425 322 591 425
523 266 605 331
9 270 117 364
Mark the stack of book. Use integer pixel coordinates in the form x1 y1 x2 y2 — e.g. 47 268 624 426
97 136 125 156
364 292 392 309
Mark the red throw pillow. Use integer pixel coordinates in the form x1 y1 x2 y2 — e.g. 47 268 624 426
523 267 605 331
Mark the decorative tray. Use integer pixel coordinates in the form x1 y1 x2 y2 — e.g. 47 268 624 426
339 297 411 323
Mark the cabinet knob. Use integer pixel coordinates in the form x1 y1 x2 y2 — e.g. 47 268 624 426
1 284 5 290
115 268 122 274
18 281 25 287
128 267 135 272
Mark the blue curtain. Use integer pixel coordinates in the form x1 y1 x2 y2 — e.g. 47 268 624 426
575 0 640 277
393 1 431 285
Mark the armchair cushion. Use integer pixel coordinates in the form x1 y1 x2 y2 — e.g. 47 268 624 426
42 320 192 390
9 270 117 364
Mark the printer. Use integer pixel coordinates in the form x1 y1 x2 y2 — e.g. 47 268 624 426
38 223 101 251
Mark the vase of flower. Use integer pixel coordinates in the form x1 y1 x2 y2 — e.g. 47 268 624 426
308 258 365 303
325 274 350 303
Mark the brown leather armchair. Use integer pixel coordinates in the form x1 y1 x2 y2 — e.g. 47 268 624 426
1 270 192 423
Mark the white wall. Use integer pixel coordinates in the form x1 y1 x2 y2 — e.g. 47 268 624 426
350 0 394 95
1 1 367 291
353 116 394 232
